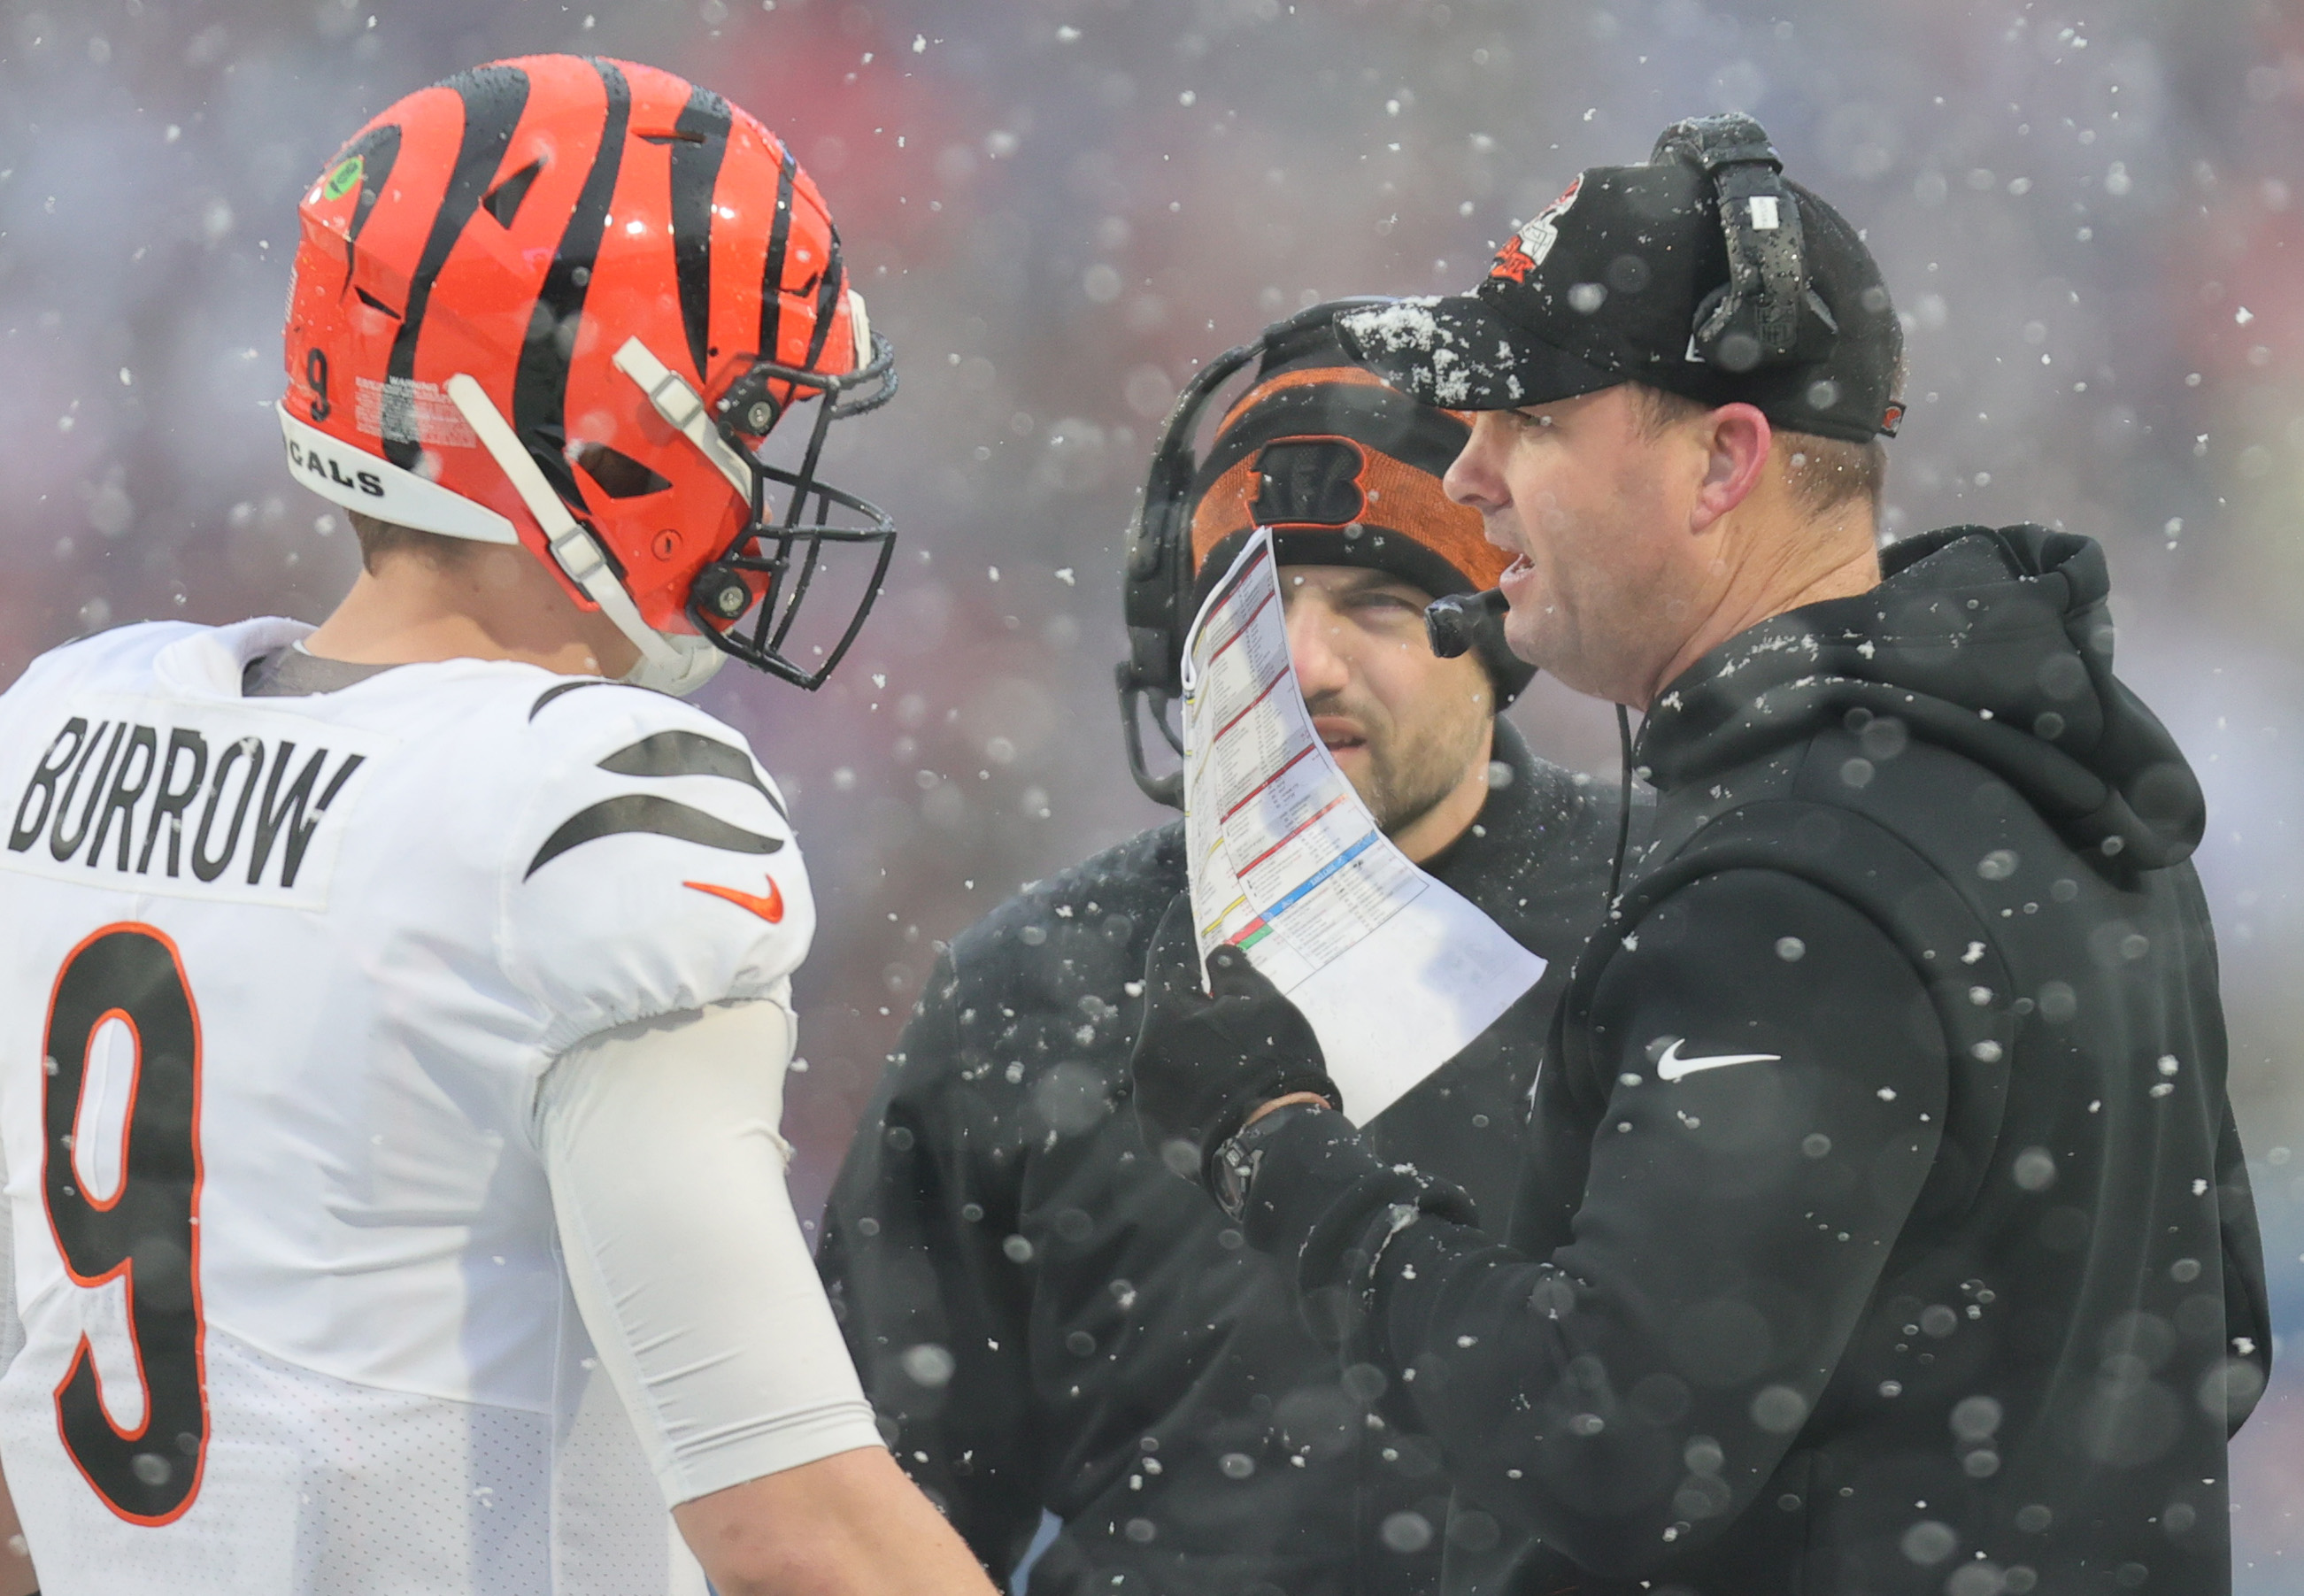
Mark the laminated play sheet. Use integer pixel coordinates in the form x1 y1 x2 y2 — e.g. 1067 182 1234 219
1179 528 1545 1122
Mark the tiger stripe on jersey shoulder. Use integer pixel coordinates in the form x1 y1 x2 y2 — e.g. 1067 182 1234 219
520 703 789 877
597 729 786 819
524 793 782 879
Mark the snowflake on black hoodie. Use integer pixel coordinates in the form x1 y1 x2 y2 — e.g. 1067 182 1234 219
1239 526 2270 1596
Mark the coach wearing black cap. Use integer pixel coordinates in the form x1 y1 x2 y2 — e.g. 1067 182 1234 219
819 311 1629 1595
1129 116 2269 1596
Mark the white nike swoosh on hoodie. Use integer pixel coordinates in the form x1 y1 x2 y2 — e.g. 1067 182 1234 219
1654 1037 1783 1083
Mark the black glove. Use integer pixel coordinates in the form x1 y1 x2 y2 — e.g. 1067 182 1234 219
1129 893 1341 1187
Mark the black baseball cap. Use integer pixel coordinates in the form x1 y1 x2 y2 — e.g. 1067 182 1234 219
1337 114 1904 445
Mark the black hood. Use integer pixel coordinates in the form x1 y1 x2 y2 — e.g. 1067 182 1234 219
1637 525 2205 871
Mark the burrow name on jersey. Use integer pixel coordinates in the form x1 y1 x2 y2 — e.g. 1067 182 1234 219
3 699 385 908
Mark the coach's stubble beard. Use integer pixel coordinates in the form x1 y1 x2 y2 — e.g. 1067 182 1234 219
1310 684 1492 844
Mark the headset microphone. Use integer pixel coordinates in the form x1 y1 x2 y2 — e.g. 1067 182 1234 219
1424 587 1506 660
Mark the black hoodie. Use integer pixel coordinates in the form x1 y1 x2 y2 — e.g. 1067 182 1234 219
817 722 1631 1595
1237 527 2271 1595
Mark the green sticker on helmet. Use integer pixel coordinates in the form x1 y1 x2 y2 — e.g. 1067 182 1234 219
321 155 365 202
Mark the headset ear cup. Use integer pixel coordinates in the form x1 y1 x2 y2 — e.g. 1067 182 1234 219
1657 113 1818 376
1120 496 1187 699
1690 281 1733 359
1795 285 1842 363
1170 496 1198 688
1691 281 1768 374
1155 497 1188 693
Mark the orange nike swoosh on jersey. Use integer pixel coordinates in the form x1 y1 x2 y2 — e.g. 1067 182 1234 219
682 875 784 923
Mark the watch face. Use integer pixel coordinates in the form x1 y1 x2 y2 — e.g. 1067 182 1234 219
1215 1141 1262 1222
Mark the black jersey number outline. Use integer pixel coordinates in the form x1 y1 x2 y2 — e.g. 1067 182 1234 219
39 924 208 1524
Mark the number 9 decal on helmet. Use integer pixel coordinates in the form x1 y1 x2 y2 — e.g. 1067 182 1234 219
281 55 898 694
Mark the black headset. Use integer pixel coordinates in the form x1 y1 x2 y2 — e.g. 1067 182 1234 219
1115 298 1391 807
1651 111 1840 375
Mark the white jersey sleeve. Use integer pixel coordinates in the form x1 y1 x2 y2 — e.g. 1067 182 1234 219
499 685 813 1059
537 1000 881 1508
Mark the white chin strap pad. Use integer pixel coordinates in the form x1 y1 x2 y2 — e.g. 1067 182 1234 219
443 374 725 698
627 634 726 697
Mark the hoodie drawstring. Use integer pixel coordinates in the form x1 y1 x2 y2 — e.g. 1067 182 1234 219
1609 703 1634 906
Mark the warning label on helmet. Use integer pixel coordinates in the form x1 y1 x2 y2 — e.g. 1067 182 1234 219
356 376 476 450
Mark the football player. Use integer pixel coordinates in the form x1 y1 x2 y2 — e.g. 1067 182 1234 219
0 56 995 1596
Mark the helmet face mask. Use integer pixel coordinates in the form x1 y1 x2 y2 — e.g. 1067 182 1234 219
282 54 898 695
688 333 898 690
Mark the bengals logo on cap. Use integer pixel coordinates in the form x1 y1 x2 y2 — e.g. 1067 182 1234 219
1489 174 1583 285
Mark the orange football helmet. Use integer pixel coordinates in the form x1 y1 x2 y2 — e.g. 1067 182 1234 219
281 55 897 692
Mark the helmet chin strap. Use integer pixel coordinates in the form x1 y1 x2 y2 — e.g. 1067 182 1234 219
611 338 752 497
608 293 873 478
444 374 724 697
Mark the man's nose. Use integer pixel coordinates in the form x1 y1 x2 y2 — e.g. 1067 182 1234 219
1443 414 1507 511
1286 602 1352 698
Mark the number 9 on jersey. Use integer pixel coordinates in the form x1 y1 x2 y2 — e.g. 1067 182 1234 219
41 924 209 1524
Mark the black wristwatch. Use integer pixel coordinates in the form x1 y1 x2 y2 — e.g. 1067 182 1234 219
1210 1101 1324 1222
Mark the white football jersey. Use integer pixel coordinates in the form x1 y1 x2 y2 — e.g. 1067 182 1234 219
0 617 814 1594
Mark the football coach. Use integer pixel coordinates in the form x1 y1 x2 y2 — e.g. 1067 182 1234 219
819 308 1629 1595
1128 114 2271 1596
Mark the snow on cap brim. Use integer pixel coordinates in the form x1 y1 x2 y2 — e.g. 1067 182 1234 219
1336 294 1623 413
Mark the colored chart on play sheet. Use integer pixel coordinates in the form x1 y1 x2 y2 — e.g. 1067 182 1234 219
1184 538 1422 975
1178 529 1545 1123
